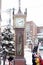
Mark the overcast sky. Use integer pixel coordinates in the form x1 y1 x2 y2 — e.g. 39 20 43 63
1 0 43 26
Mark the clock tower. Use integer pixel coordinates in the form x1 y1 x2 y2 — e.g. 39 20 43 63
13 0 27 65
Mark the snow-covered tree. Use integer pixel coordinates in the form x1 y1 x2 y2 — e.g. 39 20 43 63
2 27 15 65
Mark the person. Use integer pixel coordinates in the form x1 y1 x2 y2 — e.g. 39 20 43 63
35 56 40 65
35 52 42 65
32 53 36 65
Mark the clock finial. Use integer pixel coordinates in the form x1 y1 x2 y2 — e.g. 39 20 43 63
18 0 22 14
19 0 21 10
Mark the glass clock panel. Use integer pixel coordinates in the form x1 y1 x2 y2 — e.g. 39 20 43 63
17 33 23 55
15 18 25 28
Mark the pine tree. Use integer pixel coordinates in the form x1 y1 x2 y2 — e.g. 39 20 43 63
2 27 15 65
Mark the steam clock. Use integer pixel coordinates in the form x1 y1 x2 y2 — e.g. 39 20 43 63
13 0 27 65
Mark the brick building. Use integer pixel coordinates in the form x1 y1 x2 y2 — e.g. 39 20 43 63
25 20 43 47
0 0 1 16
37 26 43 42
25 21 37 46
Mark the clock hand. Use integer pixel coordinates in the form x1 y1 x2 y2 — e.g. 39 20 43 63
19 21 23 23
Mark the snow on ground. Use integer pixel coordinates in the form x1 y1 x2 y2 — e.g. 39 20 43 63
24 47 32 65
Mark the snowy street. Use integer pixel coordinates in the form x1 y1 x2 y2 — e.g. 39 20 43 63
24 47 32 65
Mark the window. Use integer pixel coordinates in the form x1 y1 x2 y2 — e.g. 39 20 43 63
27 37 29 39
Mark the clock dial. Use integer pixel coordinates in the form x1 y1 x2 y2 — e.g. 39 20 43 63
15 18 24 28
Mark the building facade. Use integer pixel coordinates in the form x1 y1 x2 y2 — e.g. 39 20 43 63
25 20 43 50
37 26 43 42
0 0 1 14
25 21 37 46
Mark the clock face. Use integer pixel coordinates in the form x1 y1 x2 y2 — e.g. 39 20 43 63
15 18 24 28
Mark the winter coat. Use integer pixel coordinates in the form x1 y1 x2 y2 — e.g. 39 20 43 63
35 57 40 65
40 59 43 65
32 53 36 65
